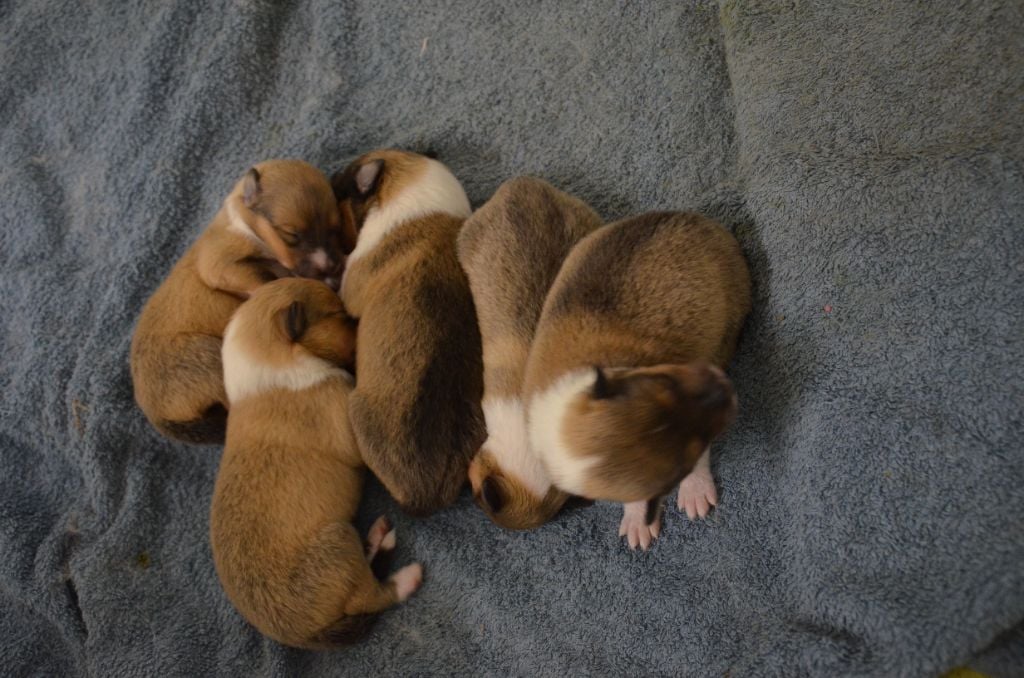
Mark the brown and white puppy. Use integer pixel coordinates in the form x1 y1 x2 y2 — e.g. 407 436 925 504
331 149 484 516
524 212 751 550
131 160 349 444
457 177 603 529
210 278 421 649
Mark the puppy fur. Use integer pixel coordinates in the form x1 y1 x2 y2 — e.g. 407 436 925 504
457 177 603 530
332 149 485 516
210 278 421 650
523 211 752 548
131 160 348 444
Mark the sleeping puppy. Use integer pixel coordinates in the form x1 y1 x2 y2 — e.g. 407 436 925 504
131 160 349 444
211 278 421 649
458 177 603 529
332 149 485 516
524 211 751 550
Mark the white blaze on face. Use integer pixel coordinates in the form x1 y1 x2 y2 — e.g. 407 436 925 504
482 397 552 498
309 248 330 272
527 368 599 496
221 315 349 404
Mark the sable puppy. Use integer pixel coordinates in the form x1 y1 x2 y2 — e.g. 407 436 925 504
211 278 421 649
457 177 602 530
524 212 751 550
131 160 349 444
332 149 484 516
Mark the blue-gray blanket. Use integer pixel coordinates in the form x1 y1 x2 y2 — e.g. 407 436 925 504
2 2 1022 676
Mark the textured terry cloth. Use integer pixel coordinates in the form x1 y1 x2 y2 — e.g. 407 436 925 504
0 1 1021 676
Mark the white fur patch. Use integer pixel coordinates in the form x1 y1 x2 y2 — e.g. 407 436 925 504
221 315 348 404
483 397 551 498
309 248 329 271
527 368 598 496
344 158 472 268
225 199 265 248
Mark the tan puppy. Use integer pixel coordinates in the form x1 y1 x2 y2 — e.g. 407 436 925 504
131 160 349 444
458 177 602 529
331 149 484 516
210 278 421 649
524 211 751 550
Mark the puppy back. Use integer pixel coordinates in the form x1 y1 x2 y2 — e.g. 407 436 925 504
458 177 602 397
525 212 751 394
350 215 485 515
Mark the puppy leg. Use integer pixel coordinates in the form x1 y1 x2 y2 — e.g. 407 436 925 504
618 498 662 551
676 446 717 519
344 538 423 617
365 516 396 580
138 333 228 443
364 516 391 562
305 523 422 647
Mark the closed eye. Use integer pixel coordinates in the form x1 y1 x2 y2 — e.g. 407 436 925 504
274 226 300 247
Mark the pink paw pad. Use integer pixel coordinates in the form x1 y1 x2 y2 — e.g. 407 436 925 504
391 563 423 601
676 468 718 520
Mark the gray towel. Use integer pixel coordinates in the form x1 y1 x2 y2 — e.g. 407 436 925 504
1 1 1021 675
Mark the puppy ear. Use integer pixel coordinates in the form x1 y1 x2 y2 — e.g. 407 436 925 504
355 159 384 196
592 366 612 399
279 301 307 343
480 476 505 514
242 168 261 207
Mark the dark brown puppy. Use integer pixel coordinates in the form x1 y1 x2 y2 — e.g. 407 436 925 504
458 177 603 530
524 212 751 550
131 160 349 444
211 278 421 650
332 149 484 516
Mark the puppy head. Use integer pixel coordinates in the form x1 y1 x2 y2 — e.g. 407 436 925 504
468 447 571 530
329 149 471 260
224 278 357 385
229 160 350 290
562 363 737 503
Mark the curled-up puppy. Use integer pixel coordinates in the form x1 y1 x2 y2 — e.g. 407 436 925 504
131 160 350 444
457 177 602 529
210 278 421 649
332 149 484 516
524 212 751 550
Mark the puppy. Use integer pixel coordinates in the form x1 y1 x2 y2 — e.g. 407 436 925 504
458 177 603 529
332 149 484 516
210 278 421 649
131 160 349 444
524 211 751 550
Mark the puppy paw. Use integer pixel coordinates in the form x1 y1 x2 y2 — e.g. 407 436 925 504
365 516 392 561
676 467 718 520
618 500 661 551
391 563 424 602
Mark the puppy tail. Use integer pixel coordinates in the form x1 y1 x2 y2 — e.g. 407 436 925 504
156 403 227 445
307 613 378 648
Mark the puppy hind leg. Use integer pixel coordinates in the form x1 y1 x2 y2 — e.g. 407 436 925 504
153 333 228 443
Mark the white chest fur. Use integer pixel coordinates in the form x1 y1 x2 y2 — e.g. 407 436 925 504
527 368 599 496
483 397 552 498
343 158 472 273
221 317 350 404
